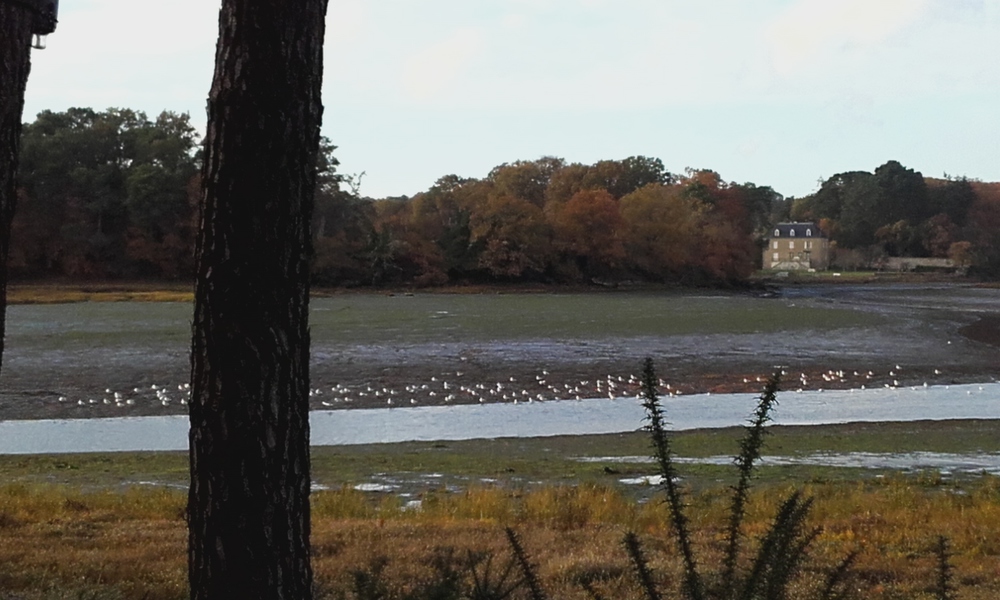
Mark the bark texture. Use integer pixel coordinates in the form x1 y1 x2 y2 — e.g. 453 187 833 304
0 5 34 375
188 1 327 598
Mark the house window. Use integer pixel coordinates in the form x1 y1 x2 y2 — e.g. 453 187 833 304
772 241 778 249
789 229 795 237
806 228 813 237
805 240 812 250
772 252 779 261
789 241 795 249
774 229 780 237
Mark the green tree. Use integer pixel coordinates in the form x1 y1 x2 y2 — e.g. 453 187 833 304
834 162 930 250
794 171 871 222
735 182 782 237
311 137 377 285
15 108 199 277
836 172 881 248
874 160 929 224
927 177 976 226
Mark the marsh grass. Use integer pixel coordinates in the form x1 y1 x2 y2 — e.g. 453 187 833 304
7 283 193 305
0 417 997 597
15 420 1000 493
0 472 996 598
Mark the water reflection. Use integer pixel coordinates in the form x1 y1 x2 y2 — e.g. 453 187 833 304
0 382 997 455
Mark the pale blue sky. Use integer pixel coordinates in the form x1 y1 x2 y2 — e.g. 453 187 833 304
22 0 1000 199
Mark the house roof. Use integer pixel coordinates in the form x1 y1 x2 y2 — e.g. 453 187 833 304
770 222 824 238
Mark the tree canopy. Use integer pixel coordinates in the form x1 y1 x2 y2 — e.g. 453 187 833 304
13 117 1000 283
789 160 997 274
14 108 199 277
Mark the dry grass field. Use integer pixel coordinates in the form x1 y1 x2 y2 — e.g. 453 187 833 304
0 477 998 599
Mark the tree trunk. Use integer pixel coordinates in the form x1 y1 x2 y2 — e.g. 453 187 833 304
0 5 34 375
188 1 327 599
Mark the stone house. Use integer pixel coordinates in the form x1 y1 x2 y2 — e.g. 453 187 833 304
762 222 830 270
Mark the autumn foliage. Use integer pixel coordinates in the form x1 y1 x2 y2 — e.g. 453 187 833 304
319 160 772 287
12 109 1000 286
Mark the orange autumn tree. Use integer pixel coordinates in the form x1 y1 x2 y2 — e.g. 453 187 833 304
967 182 1000 276
549 189 625 279
487 157 564 208
619 183 703 280
679 171 759 280
470 193 552 278
543 162 590 206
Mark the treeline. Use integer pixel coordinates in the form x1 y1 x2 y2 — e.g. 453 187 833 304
11 108 1000 285
781 161 1000 275
11 108 778 286
319 161 779 287
13 108 200 279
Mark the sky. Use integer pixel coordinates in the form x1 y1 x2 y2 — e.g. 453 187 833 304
21 0 1000 200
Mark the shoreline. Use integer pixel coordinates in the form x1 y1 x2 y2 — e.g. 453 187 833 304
0 281 995 421
6 272 991 304
2 385 999 455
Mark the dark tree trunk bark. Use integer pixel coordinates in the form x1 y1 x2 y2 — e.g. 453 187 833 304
188 1 327 599
0 5 34 375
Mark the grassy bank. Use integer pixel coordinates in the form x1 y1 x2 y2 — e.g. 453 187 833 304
5 420 1000 491
7 282 194 304
0 421 999 598
0 476 998 599
7 272 984 304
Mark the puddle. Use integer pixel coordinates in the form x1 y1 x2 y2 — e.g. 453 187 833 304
353 482 399 492
612 451 1000 484
577 456 656 464
131 480 187 490
620 475 667 485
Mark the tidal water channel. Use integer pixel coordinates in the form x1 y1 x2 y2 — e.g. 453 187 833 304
0 382 997 455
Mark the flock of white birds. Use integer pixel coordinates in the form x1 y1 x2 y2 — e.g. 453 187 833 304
51 363 981 412
58 382 192 408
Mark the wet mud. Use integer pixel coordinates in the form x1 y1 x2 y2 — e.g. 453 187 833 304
0 283 996 421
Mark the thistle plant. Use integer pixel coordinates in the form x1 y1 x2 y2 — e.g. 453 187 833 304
932 535 957 600
626 357 855 600
638 357 704 600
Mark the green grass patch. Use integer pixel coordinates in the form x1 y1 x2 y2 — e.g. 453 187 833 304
5 290 882 363
308 291 882 344
3 420 997 493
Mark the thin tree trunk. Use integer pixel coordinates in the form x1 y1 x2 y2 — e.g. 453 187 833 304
188 1 327 599
0 5 34 376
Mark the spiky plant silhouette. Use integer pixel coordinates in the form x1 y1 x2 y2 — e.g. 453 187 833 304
624 357 855 600
932 535 957 600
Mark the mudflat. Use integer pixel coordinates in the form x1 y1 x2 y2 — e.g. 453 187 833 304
0 282 996 420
